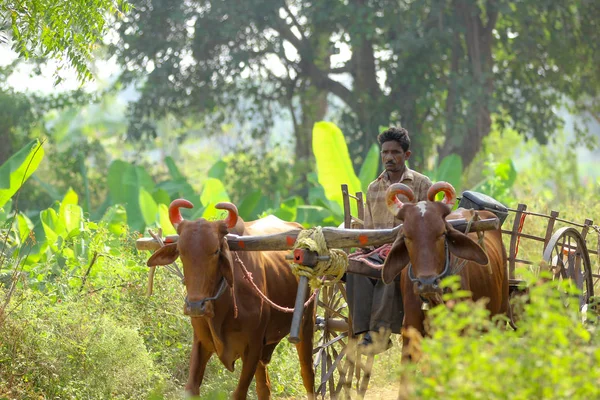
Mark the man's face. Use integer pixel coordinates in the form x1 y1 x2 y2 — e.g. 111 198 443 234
381 140 411 173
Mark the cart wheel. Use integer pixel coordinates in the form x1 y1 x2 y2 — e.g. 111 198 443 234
542 227 594 310
313 282 373 399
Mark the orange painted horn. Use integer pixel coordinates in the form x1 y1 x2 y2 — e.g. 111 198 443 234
427 182 457 207
215 202 239 229
386 183 415 216
169 199 194 229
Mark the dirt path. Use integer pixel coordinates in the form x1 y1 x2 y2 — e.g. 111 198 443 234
363 385 399 399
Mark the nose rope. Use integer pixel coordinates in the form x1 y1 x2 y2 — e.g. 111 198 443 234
184 277 228 315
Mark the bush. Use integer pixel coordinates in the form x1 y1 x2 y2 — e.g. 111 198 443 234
0 291 168 399
395 274 600 400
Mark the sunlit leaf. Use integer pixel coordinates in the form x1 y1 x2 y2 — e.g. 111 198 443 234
62 204 83 234
312 122 361 212
157 203 176 235
139 187 158 227
15 213 33 244
0 139 45 208
201 178 231 220
101 205 128 236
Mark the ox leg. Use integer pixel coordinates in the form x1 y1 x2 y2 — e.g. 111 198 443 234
233 346 262 400
295 305 315 398
401 286 425 363
255 343 277 399
185 339 213 396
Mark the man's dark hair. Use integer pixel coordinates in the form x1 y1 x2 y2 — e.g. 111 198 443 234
377 127 410 152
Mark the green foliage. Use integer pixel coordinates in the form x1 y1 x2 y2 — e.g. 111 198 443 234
200 178 230 220
313 122 362 214
2 0 130 83
358 143 380 193
0 296 168 399
387 273 600 399
220 145 296 221
0 139 44 208
427 154 464 192
470 157 517 205
110 0 600 171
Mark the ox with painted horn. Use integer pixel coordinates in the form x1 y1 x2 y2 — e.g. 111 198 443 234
147 199 315 399
381 182 510 360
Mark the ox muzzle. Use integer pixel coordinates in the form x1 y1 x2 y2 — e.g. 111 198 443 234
408 241 451 297
184 278 228 317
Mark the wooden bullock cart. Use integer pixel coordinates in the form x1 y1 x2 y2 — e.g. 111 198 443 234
135 184 599 399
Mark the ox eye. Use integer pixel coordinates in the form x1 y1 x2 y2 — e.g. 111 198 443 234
214 249 220 255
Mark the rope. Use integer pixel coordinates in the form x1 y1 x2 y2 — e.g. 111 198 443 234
233 252 317 313
348 244 392 269
289 226 348 290
514 212 527 258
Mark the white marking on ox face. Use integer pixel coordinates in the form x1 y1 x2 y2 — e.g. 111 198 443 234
416 201 428 217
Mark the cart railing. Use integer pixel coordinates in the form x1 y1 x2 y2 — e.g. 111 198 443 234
501 203 597 282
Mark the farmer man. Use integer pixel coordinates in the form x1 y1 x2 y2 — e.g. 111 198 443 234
347 126 432 353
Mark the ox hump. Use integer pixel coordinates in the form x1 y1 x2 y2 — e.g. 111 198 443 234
245 215 302 235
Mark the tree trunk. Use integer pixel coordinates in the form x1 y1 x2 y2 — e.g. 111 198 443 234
293 28 331 197
439 0 498 168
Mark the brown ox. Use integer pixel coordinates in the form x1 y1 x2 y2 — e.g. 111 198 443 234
381 182 509 360
147 200 315 399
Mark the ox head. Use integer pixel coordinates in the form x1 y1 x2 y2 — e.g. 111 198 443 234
382 182 489 300
147 199 239 318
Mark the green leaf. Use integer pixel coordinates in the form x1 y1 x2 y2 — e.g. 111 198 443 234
296 205 332 228
101 205 128 236
435 154 463 190
40 208 63 246
165 156 186 181
62 204 83 235
358 143 380 192
237 190 264 220
0 139 45 208
139 187 158 227
208 160 228 180
312 122 361 212
59 189 81 234
16 213 34 244
157 203 176 235
273 196 303 222
201 178 231 220
107 160 156 232
152 188 171 206
0 199 12 223
495 160 517 187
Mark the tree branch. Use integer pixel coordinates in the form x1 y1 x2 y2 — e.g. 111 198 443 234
485 0 499 35
329 65 351 74
281 0 307 42
271 14 305 52
79 251 101 293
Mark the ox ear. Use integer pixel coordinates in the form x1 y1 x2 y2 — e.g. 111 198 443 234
147 243 180 266
382 235 411 284
219 239 235 287
445 223 489 265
